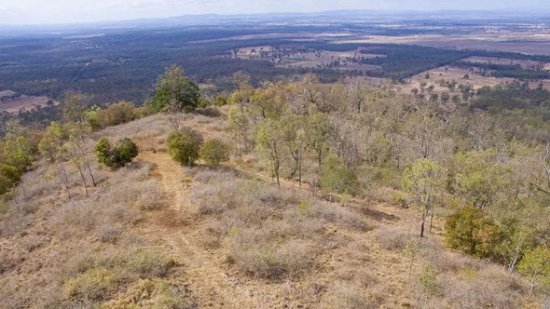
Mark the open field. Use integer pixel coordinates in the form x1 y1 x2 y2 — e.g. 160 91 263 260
0 93 57 113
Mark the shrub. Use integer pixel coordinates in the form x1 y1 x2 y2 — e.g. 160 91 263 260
445 207 501 258
126 249 175 278
167 129 203 166
63 267 119 301
319 155 358 199
199 138 230 167
88 101 137 130
95 137 138 169
104 279 194 309
518 246 550 292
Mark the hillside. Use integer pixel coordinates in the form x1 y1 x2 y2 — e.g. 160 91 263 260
1 106 547 308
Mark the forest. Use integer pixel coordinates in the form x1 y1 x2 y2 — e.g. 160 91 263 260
3 23 550 109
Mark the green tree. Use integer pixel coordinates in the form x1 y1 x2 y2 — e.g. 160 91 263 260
116 138 139 164
518 246 550 293
281 115 308 187
95 137 139 169
149 65 200 113
167 129 203 166
319 155 358 202
227 105 250 154
199 139 230 167
306 112 333 167
403 159 444 237
445 207 501 257
39 122 72 199
256 119 285 188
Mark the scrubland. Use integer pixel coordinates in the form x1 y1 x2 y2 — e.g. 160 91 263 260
1 107 546 308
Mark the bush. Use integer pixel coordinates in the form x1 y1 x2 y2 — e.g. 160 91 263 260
126 249 175 278
95 137 139 169
199 138 230 167
87 101 137 130
104 279 194 309
518 246 550 291
445 207 501 258
63 267 119 301
319 155 358 198
167 129 203 166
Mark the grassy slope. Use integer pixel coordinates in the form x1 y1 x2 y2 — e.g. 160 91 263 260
0 111 543 308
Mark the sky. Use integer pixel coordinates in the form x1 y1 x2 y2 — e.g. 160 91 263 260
0 0 549 25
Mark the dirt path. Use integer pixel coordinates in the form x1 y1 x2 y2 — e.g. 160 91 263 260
137 150 259 308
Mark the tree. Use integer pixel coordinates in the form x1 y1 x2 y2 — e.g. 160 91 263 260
256 119 285 188
149 65 200 113
306 112 333 167
39 122 72 199
319 155 358 202
281 115 308 187
199 139 230 167
227 105 251 154
167 129 203 166
95 138 138 169
403 159 444 237
60 92 88 123
518 246 550 294
445 206 501 257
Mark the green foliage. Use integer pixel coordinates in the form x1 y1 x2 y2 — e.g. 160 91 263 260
38 122 69 162
126 249 175 278
256 119 285 186
227 105 250 153
167 129 203 166
402 159 444 209
518 246 550 290
199 138 231 167
445 207 502 258
95 137 139 169
451 150 510 209
149 65 200 113
319 155 358 196
117 138 139 164
0 134 36 194
419 265 442 298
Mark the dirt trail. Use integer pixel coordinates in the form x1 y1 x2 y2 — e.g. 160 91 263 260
137 150 259 308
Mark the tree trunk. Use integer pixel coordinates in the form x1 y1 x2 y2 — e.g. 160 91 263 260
420 213 427 238
57 163 71 200
76 163 89 198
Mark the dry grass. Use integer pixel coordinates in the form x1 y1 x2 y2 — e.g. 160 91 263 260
0 155 183 308
1 111 547 308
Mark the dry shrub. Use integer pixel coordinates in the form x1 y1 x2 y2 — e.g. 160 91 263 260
103 279 195 309
227 234 317 280
97 225 122 243
375 226 417 251
63 267 120 302
126 249 176 278
320 282 372 309
424 266 524 309
190 170 370 283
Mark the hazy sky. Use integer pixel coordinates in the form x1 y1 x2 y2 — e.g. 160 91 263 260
1 0 548 25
